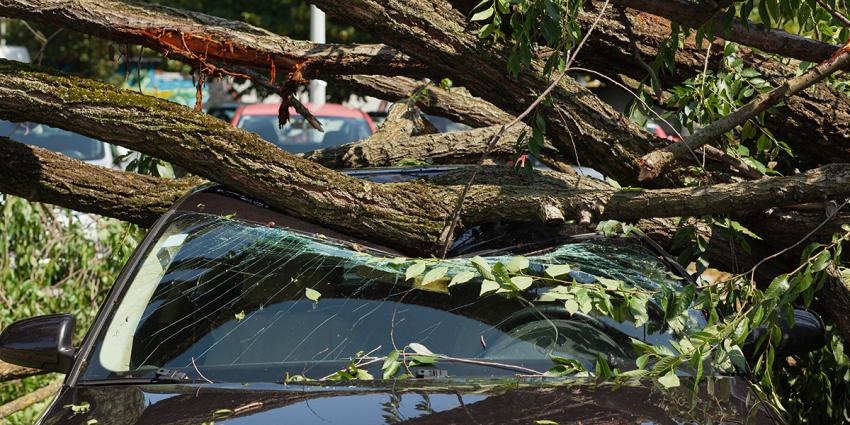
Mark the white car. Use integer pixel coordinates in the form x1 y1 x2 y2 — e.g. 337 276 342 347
1 120 132 170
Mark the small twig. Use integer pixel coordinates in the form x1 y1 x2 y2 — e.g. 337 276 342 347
400 352 545 376
742 198 850 282
234 66 324 132
815 0 850 26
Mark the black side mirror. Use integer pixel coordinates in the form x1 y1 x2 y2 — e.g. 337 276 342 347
0 314 76 373
744 309 827 361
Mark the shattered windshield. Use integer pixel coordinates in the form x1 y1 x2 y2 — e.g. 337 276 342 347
80 211 700 383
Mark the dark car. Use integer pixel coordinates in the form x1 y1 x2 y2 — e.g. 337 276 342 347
0 168 824 424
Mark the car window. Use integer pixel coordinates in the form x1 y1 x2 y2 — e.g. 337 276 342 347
2 120 106 161
237 114 373 153
80 211 701 383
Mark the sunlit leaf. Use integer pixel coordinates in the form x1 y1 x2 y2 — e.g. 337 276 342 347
408 342 434 356
545 264 571 277
658 370 681 388
421 266 448 286
511 276 533 290
506 256 529 273
480 279 500 295
449 271 476 287
305 288 322 302
405 262 427 280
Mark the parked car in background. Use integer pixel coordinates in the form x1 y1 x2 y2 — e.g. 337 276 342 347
205 102 243 123
1 120 131 170
0 45 30 63
233 103 376 153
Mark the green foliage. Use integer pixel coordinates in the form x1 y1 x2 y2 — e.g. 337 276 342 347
0 195 141 424
471 0 583 77
666 43 792 174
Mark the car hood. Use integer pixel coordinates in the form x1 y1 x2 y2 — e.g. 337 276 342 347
41 377 773 425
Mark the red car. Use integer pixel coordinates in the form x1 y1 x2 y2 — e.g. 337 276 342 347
232 103 376 154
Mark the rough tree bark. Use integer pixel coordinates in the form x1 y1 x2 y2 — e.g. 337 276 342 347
0 0 428 79
0 138 201 226
306 0 686 186
5 57 850 248
571 3 850 170
611 0 845 65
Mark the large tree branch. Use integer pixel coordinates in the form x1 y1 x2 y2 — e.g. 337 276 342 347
309 0 685 186
5 60 850 256
327 75 516 128
572 4 850 170
612 0 845 65
0 0 428 79
0 137 201 226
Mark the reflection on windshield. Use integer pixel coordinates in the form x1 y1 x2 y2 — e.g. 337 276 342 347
237 115 372 153
83 212 692 382
1 120 105 161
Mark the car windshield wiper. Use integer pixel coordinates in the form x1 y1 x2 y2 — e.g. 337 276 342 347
79 368 217 386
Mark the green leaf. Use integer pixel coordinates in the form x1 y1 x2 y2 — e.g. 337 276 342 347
408 355 436 366
764 274 789 300
812 250 831 272
471 256 495 280
564 299 579 315
421 266 448 286
480 279 500 295
658 370 681 388
727 345 748 372
595 354 612 378
355 369 374 380
636 354 650 370
506 256 529 273
449 271 476 287
470 6 494 22
545 264 571 277
405 262 427 280
305 288 321 302
408 342 434 356
511 276 534 290
543 0 561 20
382 350 401 379
535 421 560 425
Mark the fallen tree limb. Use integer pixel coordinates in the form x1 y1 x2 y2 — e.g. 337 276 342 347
638 40 850 181
0 0 428 79
311 0 680 186
302 125 527 169
0 381 61 418
571 4 850 170
327 75 516 128
6 60 850 254
0 361 42 382
612 0 845 65
0 138 202 227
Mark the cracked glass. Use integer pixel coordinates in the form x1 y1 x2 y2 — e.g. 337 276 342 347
79 210 698 383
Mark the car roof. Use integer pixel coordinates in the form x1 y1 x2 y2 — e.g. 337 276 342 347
237 102 367 118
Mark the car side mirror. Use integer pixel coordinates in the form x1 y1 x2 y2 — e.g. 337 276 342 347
0 314 76 373
743 309 826 362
